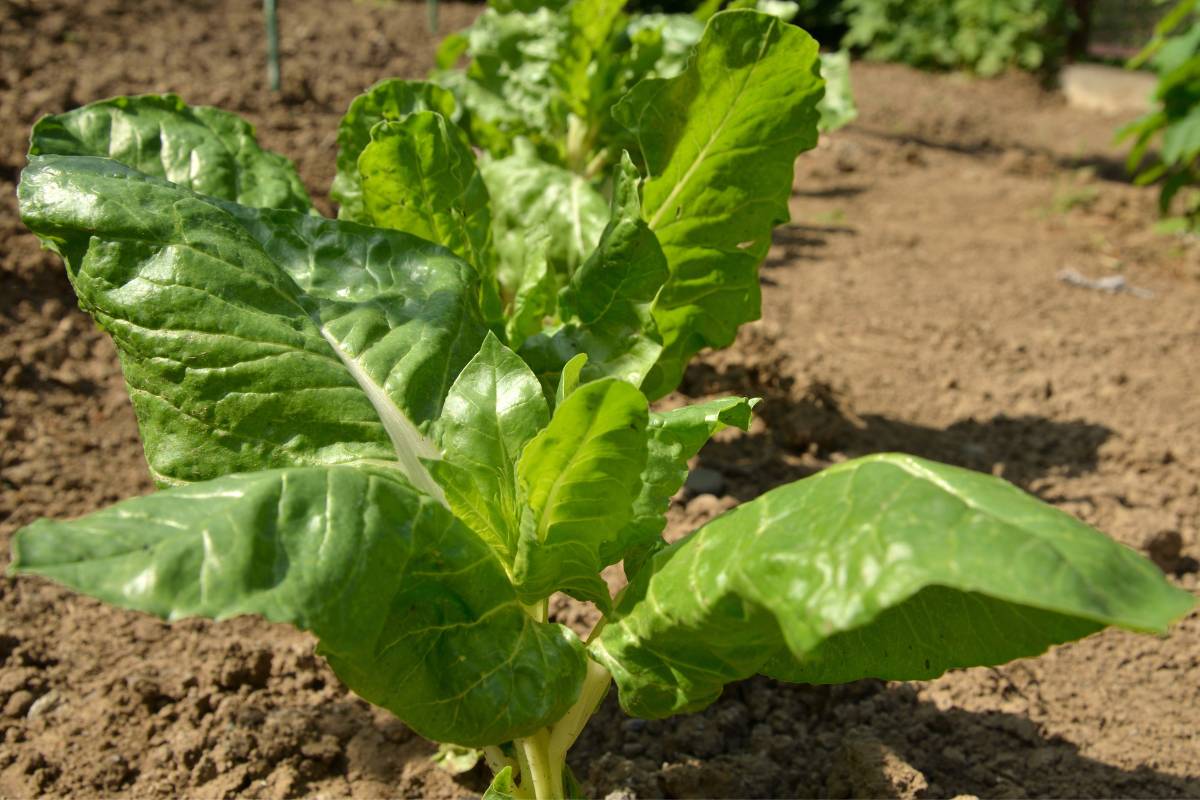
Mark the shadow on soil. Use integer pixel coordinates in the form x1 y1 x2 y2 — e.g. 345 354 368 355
684 364 1113 501
571 677 1200 798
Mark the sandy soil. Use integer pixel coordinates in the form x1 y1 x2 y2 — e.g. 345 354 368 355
1 1 1197 797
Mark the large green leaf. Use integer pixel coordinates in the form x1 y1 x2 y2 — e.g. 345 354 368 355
480 142 608 293
358 113 495 275
29 94 312 213
593 454 1196 718
513 379 649 607
615 10 824 399
332 79 457 220
9 466 586 746
428 333 549 564
611 396 757 577
519 153 667 390
19 156 486 495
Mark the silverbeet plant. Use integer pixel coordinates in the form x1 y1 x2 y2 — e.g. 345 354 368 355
9 9 1194 800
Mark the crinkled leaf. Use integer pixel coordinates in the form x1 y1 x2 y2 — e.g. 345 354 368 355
29 94 312 213
615 10 824 398
594 454 1196 718
612 397 758 578
519 153 666 389
19 156 485 495
332 79 457 220
514 379 649 607
428 333 549 563
480 142 608 293
10 466 586 746
358 113 495 276
505 234 557 349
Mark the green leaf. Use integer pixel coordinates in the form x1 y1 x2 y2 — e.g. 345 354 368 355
29 94 312 213
613 397 758 578
483 766 519 800
594 454 1195 718
514 379 649 607
615 10 823 398
519 152 668 390
10 466 587 746
554 353 588 408
480 142 608 293
428 333 549 564
332 79 457 220
19 155 486 495
504 233 557 349
358 113 495 277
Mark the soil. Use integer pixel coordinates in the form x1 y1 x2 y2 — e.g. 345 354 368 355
1 1 1198 798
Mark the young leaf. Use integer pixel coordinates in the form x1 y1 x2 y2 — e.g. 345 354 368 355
483 766 519 800
332 79 458 220
428 333 549 563
19 156 485 495
611 396 758 578
9 466 587 746
519 152 667 389
29 94 312 212
357 113 495 277
479 141 608 293
594 454 1196 718
513 379 649 607
615 10 824 399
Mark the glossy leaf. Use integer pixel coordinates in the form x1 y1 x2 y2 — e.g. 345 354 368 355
480 142 608 293
519 153 667 389
19 155 485 494
358 113 495 276
514 379 649 607
332 79 457 220
505 235 557 349
615 10 824 398
9 466 587 746
612 397 758 578
429 333 549 563
594 454 1196 718
29 94 312 213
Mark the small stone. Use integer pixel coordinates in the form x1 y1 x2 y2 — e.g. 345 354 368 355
26 690 61 719
684 467 725 497
5 690 34 718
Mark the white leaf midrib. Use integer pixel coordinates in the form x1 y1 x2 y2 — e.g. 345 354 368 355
318 327 448 506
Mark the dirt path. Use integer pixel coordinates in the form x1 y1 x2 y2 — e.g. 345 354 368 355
2 2 1197 797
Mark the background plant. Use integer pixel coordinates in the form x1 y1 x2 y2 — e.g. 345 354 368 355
842 0 1076 76
1118 0 1200 231
10 8 1194 800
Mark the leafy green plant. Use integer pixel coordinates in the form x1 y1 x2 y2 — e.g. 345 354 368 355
10 9 1194 800
842 0 1075 76
1118 0 1200 231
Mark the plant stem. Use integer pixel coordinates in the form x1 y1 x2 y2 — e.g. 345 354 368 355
517 729 556 800
548 658 610 763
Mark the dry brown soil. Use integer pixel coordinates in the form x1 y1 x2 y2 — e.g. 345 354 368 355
1 1 1198 797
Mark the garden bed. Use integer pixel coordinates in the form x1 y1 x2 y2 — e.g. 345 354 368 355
1 0 1197 796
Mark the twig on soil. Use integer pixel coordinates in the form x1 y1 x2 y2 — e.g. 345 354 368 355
1056 268 1153 298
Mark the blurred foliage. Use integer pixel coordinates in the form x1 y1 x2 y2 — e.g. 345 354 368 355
841 0 1076 76
1117 0 1200 230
